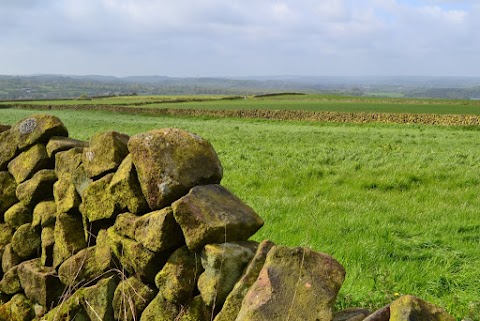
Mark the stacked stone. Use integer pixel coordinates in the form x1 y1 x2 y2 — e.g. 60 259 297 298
0 114 456 321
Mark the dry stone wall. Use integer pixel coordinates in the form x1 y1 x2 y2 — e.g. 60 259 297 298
0 114 456 321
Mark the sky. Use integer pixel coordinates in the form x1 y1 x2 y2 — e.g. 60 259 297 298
1 0 479 77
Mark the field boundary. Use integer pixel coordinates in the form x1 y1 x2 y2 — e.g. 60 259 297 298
2 103 480 126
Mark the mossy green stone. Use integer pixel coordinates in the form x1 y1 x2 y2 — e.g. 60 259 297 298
0 131 18 171
11 223 41 259
0 293 35 321
4 203 32 229
15 170 56 208
32 201 56 228
40 227 55 267
53 213 87 268
2 244 22 274
106 227 167 283
128 128 223 210
81 173 117 222
214 240 275 321
236 246 346 321
83 131 130 178
113 276 157 321
0 266 21 295
81 275 119 321
109 154 148 214
10 114 68 150
134 207 185 253
155 246 203 304
139 293 180 321
0 224 14 246
53 174 81 215
46 136 88 158
54 147 83 179
0 172 18 215
113 212 139 239
40 287 88 321
389 295 455 321
172 184 264 251
58 236 116 288
17 258 64 308
8 144 50 184
177 295 211 321
198 242 256 308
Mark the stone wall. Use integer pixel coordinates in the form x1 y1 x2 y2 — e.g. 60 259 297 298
0 114 455 321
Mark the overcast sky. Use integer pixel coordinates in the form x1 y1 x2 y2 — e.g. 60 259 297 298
1 0 479 77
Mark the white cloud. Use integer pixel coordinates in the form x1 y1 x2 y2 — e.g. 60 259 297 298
0 0 479 76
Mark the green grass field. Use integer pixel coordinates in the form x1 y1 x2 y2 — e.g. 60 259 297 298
4 93 480 115
1 105 480 320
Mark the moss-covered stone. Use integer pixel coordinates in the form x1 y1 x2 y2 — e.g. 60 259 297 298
80 275 119 321
177 295 211 321
109 154 148 214
0 293 35 321
54 147 83 179
46 136 88 158
11 223 41 259
214 240 275 321
139 293 180 321
106 227 167 283
17 258 64 308
0 172 18 215
10 114 68 150
8 144 50 184
58 230 116 288
172 184 264 251
197 242 256 308
81 173 118 222
0 131 18 171
236 246 346 321
0 266 21 295
155 246 203 304
40 287 88 321
53 174 81 215
389 295 455 321
4 203 32 229
0 224 14 247
113 212 139 239
83 131 130 178
53 213 87 268
135 207 185 253
40 227 55 267
15 170 56 208
2 244 22 274
32 201 56 228
128 128 223 210
113 276 157 321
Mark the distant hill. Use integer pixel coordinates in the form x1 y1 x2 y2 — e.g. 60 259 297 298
1 74 480 100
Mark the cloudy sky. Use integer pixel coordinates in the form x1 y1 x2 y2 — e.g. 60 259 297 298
1 0 479 77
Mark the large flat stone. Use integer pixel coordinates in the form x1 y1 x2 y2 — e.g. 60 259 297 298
10 114 68 150
172 184 264 251
236 246 346 321
8 144 50 184
17 258 64 308
128 128 223 210
83 131 129 178
15 170 56 207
